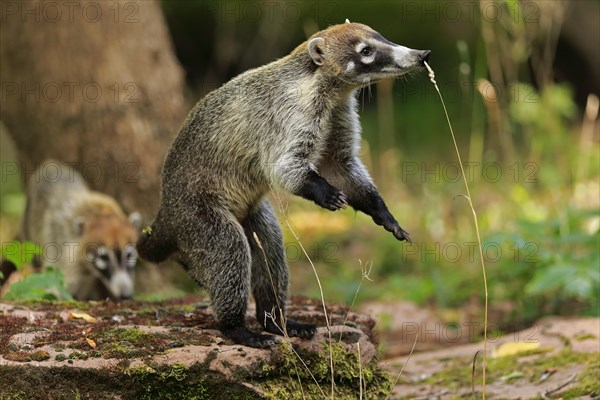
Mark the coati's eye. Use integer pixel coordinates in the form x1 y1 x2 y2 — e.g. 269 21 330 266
360 47 373 56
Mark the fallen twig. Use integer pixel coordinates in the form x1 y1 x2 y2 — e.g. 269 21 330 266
541 373 577 399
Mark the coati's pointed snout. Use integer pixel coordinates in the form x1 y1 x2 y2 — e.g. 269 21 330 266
418 50 431 65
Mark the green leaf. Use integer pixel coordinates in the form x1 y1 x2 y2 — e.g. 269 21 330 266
1 241 42 270
525 264 577 295
3 267 72 301
564 276 593 298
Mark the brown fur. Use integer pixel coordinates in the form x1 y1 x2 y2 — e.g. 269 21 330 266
138 22 426 347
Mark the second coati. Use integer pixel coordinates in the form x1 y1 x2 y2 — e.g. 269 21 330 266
138 21 430 347
22 160 141 300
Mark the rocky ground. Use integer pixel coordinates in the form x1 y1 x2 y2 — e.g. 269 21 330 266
383 316 599 399
0 296 388 399
0 297 598 399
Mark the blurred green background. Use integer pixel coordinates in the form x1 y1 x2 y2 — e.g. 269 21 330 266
1 0 599 332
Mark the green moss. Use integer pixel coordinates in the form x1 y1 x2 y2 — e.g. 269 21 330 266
12 299 91 310
0 363 261 400
93 327 158 359
125 363 259 400
260 342 392 399
126 364 208 400
574 333 597 341
260 363 276 376
3 350 50 362
69 351 89 360
54 354 67 362
0 389 27 400
115 328 150 343
560 360 600 398
424 348 598 389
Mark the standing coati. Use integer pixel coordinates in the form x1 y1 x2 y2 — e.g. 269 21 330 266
137 21 430 347
22 160 141 300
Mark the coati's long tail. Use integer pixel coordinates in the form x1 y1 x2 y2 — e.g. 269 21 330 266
136 217 176 263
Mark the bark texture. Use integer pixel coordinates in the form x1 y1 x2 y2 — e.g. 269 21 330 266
0 0 188 219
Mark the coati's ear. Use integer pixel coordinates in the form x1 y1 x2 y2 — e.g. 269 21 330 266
73 217 85 236
128 211 142 230
308 37 325 66
345 18 350 23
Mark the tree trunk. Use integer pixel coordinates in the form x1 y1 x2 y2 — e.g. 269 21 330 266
0 0 187 219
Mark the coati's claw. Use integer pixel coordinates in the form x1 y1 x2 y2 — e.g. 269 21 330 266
393 226 412 243
265 319 317 339
291 329 317 339
321 190 347 211
286 321 317 339
223 327 280 348
375 211 412 243
387 222 412 243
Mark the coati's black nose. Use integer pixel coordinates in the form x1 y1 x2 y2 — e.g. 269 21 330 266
419 50 431 65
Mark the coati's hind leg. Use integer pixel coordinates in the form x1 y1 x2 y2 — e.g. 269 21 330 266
176 201 278 348
136 210 177 263
242 201 317 339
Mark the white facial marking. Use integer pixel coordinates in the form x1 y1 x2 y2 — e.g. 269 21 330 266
355 42 367 53
95 258 107 270
361 55 375 64
345 61 355 73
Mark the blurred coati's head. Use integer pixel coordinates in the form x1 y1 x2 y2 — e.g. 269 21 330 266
305 20 430 86
75 195 141 300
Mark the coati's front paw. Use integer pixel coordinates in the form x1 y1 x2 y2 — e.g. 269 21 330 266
316 188 347 211
222 327 280 348
265 319 317 339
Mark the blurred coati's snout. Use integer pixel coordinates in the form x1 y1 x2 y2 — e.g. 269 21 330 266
418 50 431 64
109 269 134 300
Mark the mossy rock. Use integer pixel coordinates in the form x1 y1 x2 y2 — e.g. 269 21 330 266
0 298 387 399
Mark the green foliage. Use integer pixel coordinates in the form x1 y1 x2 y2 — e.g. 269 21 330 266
485 207 599 319
516 209 598 314
1 241 72 301
2 267 73 301
0 193 25 217
1 241 41 270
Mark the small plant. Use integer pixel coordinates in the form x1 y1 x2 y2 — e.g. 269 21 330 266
488 207 600 319
1 241 72 301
